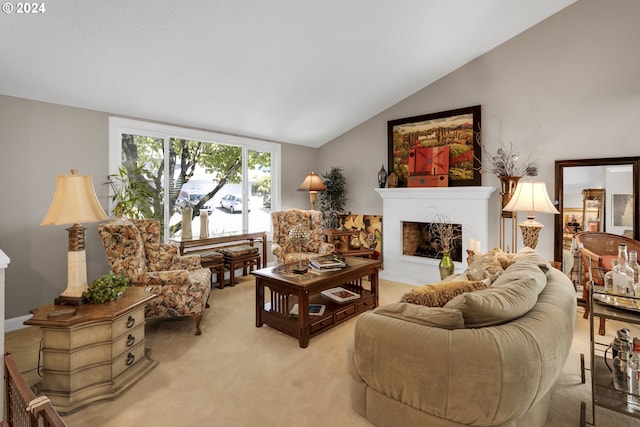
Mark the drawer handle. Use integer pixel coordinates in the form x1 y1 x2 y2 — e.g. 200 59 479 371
320 321 326 326
361 301 369 307
126 334 135 347
126 352 135 366
126 315 135 328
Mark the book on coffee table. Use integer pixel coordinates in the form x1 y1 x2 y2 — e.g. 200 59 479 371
321 287 360 303
309 255 346 269
289 303 326 317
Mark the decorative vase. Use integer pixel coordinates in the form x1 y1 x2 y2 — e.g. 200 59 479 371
349 234 361 249
182 208 193 239
378 165 387 188
499 176 522 210
439 250 455 280
199 209 209 238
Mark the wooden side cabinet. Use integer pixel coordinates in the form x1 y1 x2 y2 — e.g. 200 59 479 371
24 287 158 414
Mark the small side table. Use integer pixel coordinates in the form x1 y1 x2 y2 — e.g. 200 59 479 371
24 287 158 414
324 229 373 258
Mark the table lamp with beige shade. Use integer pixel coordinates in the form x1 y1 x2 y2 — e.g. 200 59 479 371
41 169 109 305
502 180 560 250
297 171 326 210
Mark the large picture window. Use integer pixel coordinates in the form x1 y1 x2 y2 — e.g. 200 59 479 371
109 117 280 240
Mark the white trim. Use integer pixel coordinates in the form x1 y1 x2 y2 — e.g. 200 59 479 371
5 315 32 332
0 249 9 268
108 116 280 240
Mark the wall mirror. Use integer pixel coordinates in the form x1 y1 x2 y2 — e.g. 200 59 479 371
554 157 640 264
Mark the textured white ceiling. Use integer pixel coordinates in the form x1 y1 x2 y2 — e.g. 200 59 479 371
0 0 576 147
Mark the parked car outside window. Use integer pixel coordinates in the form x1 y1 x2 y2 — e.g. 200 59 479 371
220 194 248 213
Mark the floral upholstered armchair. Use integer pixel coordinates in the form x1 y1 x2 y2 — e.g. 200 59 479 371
271 209 335 265
98 219 211 335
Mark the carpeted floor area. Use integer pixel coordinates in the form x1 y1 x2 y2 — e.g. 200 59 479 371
5 276 640 426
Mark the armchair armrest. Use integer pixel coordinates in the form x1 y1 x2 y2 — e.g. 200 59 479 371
271 243 284 260
138 270 191 287
172 254 203 270
317 242 335 254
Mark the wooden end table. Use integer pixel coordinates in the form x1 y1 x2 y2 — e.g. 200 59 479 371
24 287 158 414
253 257 381 348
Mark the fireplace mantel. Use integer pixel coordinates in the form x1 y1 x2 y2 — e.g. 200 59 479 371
375 186 496 285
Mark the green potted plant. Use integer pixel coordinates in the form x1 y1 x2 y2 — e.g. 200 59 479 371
83 272 129 303
318 167 347 229
106 165 156 219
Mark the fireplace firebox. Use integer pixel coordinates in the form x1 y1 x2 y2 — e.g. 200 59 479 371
402 221 462 262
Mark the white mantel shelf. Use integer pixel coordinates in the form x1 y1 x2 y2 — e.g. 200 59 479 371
375 186 495 200
375 186 496 286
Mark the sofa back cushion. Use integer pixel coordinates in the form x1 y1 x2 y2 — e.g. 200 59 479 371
374 303 465 329
444 261 548 327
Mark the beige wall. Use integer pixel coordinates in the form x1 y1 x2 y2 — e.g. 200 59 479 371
0 96 316 319
317 0 640 260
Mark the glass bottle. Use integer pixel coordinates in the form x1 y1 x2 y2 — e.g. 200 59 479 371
629 250 640 297
604 259 619 294
612 243 634 296
627 337 640 410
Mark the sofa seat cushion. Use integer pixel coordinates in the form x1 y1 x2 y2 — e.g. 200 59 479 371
444 261 548 327
374 303 465 329
400 279 490 307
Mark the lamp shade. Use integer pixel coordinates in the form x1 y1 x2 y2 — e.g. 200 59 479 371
41 169 108 226
502 181 559 215
297 172 326 192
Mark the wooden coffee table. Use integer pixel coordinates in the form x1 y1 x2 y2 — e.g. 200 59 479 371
253 256 381 348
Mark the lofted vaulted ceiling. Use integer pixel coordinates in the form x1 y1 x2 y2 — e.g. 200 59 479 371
0 0 576 147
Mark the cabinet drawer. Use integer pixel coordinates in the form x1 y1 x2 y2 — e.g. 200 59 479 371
310 316 334 334
335 305 356 322
357 297 374 312
112 323 144 358
112 341 145 378
113 307 145 338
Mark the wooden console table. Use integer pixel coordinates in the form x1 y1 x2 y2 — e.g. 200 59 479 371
24 287 158 414
171 231 267 268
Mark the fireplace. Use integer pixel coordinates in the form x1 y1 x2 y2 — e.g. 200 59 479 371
375 186 496 285
402 221 462 262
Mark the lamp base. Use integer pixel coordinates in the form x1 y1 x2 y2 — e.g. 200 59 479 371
292 266 308 274
518 218 544 250
54 295 88 306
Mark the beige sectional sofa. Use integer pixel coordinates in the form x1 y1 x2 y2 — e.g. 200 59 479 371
347 248 576 427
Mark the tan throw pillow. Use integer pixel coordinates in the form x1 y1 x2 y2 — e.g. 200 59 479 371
374 303 465 329
465 248 507 282
400 280 490 307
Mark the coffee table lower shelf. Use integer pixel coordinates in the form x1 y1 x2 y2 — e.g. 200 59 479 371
261 288 375 342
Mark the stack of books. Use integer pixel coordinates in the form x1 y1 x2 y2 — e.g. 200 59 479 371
309 255 347 272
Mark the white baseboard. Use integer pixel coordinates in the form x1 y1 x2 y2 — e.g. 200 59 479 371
5 315 32 332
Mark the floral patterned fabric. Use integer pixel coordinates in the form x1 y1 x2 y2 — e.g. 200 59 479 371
270 209 335 265
97 219 211 332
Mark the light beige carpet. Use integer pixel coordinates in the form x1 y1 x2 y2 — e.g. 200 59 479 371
5 277 639 427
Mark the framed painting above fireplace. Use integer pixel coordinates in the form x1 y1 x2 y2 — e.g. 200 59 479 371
387 105 481 188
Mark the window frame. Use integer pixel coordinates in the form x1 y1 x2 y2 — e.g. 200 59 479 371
108 116 280 240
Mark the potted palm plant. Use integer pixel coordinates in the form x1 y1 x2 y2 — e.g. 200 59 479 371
318 167 347 229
